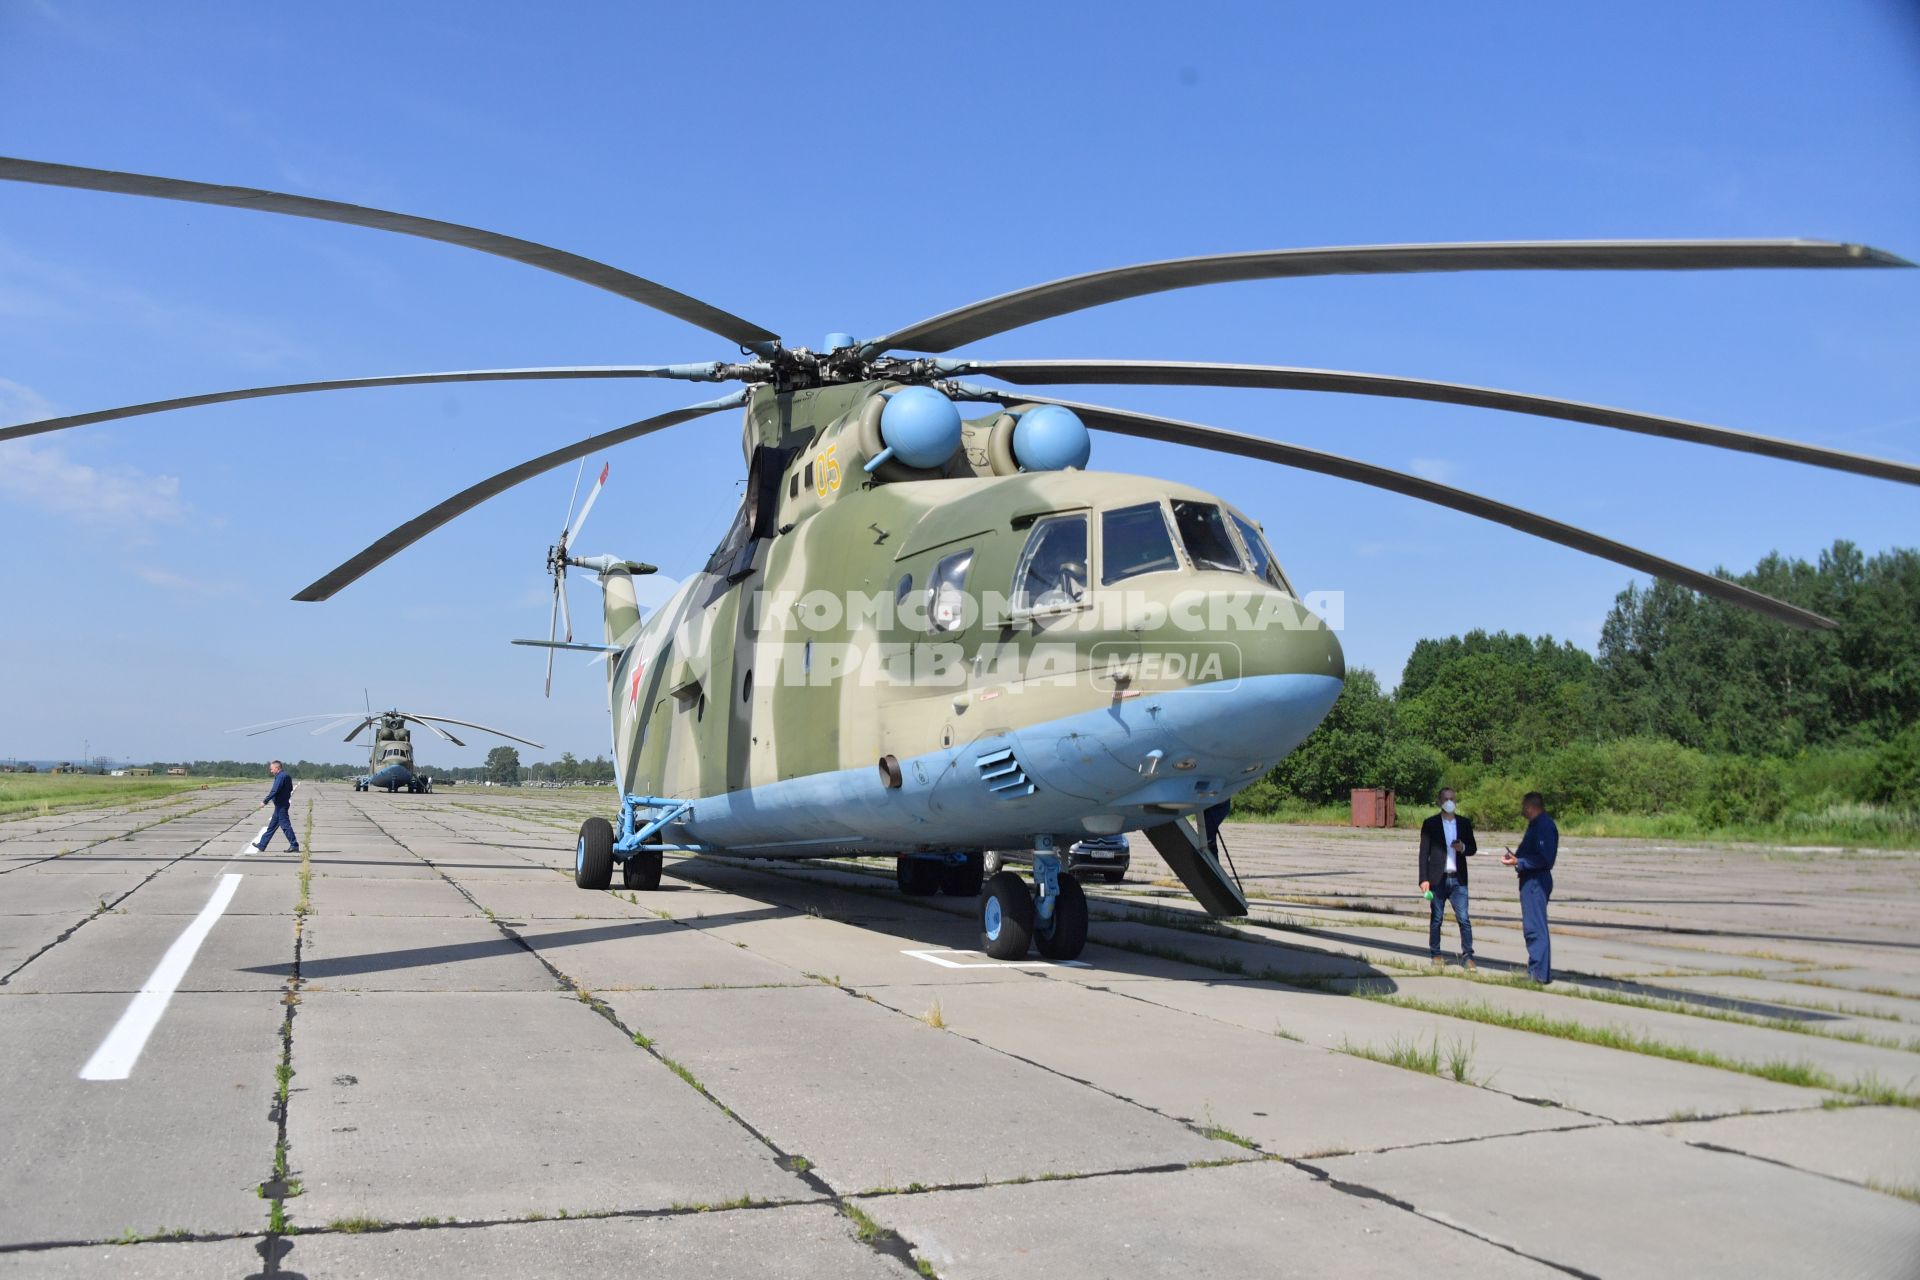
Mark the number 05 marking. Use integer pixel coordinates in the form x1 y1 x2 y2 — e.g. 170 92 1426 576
814 445 842 497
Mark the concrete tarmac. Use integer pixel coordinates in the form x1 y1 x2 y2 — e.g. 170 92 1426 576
1 784 1916 1277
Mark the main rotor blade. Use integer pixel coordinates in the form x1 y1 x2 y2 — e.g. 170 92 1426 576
0 365 737 445
410 719 460 746
292 390 747 601
958 360 1920 487
951 385 1836 630
343 717 377 744
227 712 364 736
0 156 779 346
404 714 544 750
871 239 1910 354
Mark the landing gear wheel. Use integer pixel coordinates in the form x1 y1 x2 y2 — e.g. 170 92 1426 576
1036 873 1089 961
982 849 1005 877
622 849 663 891
896 855 942 896
575 817 613 890
980 871 1036 960
940 852 984 897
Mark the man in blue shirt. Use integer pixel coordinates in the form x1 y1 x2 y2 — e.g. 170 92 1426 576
1501 792 1556 984
256 760 299 853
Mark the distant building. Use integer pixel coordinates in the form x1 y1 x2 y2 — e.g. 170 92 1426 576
166 767 188 776
128 767 152 777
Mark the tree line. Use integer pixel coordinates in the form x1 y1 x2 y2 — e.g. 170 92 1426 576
145 751 617 786
1236 541 1920 839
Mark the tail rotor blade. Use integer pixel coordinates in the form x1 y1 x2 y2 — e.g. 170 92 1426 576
559 572 574 645
544 579 561 698
562 459 586 537
569 462 610 545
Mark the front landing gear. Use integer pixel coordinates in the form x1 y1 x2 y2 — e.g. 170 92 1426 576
576 817 614 890
978 840 1088 962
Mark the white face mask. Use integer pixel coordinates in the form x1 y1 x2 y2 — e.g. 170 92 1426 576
1441 800 1457 814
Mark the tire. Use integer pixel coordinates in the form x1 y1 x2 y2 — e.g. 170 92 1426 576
982 849 1005 877
980 871 1035 960
576 817 614 890
940 852 984 897
1036 873 1089 961
896 855 942 896
622 849 663 891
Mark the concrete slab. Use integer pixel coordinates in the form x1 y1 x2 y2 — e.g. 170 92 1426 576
862 978 1578 1157
287 990 808 1224
292 916 557 992
1315 1125 1920 1278
306 875 480 918
1659 1105 1920 1193
276 1204 905 1280
854 1159 1554 1279
4 911 291 994
1380 975 1920 1094
1101 974 1831 1121
0 992 282 1245
601 985 1230 1191
0 1237 265 1277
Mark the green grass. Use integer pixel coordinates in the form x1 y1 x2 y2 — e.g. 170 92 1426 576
1231 799 1920 850
1458 969 1917 1051
0 773 246 820
1338 1033 1480 1083
1866 1178 1920 1206
327 1215 385 1233
1374 993 1920 1105
843 1202 888 1244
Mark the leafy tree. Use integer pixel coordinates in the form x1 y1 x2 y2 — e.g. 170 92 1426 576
485 745 521 785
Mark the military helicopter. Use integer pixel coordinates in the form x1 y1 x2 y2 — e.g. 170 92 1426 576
231 706 542 794
4 156 1912 961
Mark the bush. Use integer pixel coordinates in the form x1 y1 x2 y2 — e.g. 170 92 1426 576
1690 755 1787 826
1462 776 1530 831
1870 724 1920 807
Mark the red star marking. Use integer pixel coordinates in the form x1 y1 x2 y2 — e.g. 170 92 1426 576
628 663 645 708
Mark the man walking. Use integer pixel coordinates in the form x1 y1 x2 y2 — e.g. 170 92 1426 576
1503 792 1557 984
256 760 299 853
1418 787 1476 968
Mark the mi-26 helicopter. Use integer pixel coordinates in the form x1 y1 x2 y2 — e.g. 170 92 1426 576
3 156 1912 960
231 706 542 794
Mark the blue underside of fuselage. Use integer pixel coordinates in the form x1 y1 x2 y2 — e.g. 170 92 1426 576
363 764 413 790
672 673 1342 858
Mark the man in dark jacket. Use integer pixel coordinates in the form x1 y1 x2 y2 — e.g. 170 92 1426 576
1418 787 1476 967
256 760 299 853
1502 792 1558 983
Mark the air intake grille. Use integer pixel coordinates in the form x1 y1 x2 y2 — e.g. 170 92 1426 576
977 746 1037 797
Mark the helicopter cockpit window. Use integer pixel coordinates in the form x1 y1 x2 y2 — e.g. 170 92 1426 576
1230 511 1293 594
1101 503 1179 585
1011 515 1090 614
928 549 973 633
1171 500 1244 573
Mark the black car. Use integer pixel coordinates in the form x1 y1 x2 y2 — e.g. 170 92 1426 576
983 834 1131 884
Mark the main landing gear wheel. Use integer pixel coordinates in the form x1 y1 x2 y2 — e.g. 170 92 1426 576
622 849 663 891
982 849 1005 877
1036 873 1089 961
940 852 984 897
575 817 613 890
980 871 1035 960
896 855 942 896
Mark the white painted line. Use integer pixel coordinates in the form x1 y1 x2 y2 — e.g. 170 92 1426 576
79 872 244 1082
900 947 1090 970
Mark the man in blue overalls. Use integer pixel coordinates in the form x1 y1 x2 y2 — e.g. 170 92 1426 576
1502 792 1557 984
256 760 299 853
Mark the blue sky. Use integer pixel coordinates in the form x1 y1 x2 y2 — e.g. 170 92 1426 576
2 1 1916 766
